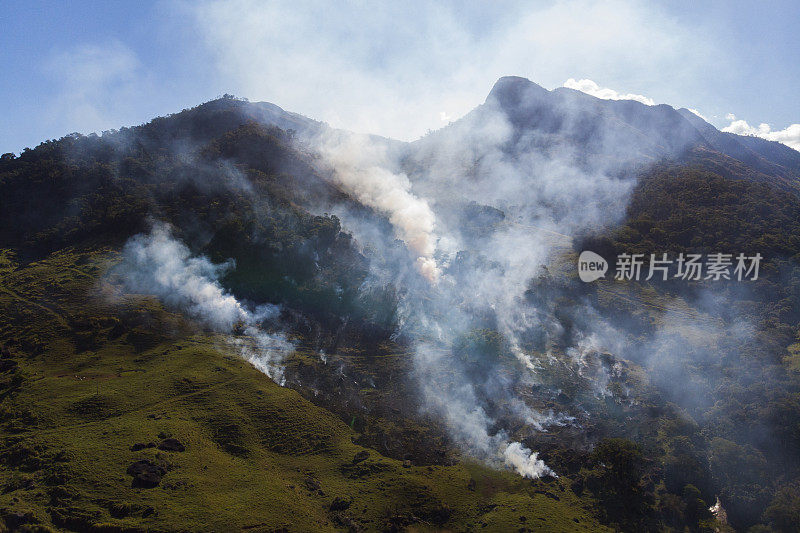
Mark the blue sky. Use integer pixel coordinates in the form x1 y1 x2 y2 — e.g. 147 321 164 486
2 0 799 153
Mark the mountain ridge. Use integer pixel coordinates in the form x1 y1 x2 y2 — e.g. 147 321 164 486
479 76 800 182
9 77 796 187
2 77 800 532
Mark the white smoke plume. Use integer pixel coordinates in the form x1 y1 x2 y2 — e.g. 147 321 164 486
286 78 741 481
412 343 556 479
722 115 800 151
562 78 655 106
504 442 554 478
295 82 653 479
114 222 295 383
313 130 441 282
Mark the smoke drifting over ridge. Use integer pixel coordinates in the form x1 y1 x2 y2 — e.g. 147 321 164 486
107 76 768 482
289 77 690 477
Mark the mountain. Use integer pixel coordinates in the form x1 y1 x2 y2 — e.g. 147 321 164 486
417 76 800 186
1 81 800 532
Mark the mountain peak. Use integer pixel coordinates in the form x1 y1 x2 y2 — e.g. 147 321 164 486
486 76 548 107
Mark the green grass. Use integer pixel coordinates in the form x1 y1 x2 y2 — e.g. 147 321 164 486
0 247 608 532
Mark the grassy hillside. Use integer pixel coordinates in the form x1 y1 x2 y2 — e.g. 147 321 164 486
2 95 799 531
0 247 607 532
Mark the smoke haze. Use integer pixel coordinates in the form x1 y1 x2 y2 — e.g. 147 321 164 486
105 78 773 485
288 78 676 477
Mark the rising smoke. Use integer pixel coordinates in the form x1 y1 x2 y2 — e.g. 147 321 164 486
289 80 670 478
113 222 295 384
109 77 758 482
314 129 441 282
288 77 758 480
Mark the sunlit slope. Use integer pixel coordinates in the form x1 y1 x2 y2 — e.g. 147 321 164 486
0 248 607 532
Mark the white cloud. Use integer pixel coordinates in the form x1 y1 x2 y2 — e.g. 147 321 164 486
722 118 800 151
688 108 708 122
187 0 717 141
562 78 655 105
